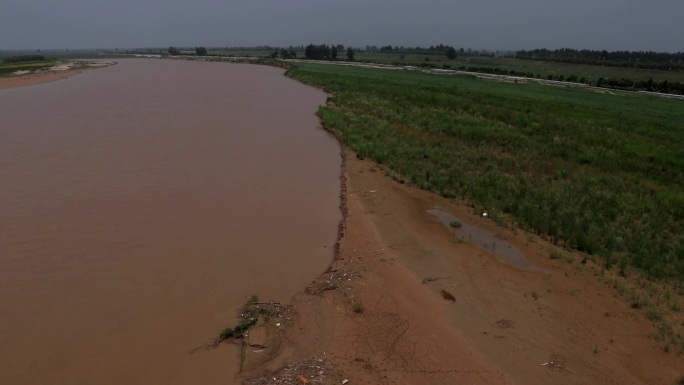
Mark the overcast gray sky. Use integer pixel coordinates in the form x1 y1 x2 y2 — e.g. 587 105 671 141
1 0 682 52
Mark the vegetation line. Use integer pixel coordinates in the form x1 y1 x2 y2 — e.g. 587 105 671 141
286 61 684 351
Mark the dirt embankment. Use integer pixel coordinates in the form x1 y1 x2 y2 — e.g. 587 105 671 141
239 146 683 385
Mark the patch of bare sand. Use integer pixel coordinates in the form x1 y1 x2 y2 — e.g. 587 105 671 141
0 62 112 90
0 71 82 90
241 145 683 385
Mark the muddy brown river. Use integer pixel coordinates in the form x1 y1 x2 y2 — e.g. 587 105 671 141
0 59 341 384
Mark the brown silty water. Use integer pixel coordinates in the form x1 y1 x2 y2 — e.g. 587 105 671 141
0 59 341 384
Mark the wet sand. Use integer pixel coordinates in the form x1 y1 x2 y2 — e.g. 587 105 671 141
0 68 87 89
244 146 683 384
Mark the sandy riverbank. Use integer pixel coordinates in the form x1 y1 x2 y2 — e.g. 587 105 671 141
241 146 682 384
0 70 84 89
0 62 113 90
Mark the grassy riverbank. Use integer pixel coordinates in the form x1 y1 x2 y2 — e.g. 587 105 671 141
287 63 684 283
0 61 56 76
353 53 684 84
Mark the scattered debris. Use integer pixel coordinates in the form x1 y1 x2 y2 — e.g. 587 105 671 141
342 379 349 384
245 358 345 385
212 298 293 347
542 354 573 374
305 269 362 296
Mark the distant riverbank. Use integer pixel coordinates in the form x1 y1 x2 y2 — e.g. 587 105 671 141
0 60 113 89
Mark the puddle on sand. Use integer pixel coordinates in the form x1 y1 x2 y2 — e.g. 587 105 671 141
427 209 538 269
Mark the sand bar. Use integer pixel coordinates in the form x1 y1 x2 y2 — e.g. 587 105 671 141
0 61 114 90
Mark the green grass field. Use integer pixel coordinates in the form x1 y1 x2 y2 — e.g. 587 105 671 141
0 61 55 76
353 52 684 84
287 62 684 282
456 56 684 83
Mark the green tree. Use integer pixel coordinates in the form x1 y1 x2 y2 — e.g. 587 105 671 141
195 47 208 56
346 47 355 61
446 47 457 60
304 44 331 60
168 46 180 55
331 45 338 60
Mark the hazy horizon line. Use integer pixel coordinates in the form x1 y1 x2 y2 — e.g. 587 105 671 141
2 45 682 54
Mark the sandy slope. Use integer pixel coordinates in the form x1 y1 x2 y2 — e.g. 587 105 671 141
244 147 683 384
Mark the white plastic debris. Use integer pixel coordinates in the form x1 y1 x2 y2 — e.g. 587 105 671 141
482 212 488 217
342 380 349 385
276 323 281 327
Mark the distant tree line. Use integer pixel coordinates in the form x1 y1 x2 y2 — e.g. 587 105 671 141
120 48 165 55
375 44 459 60
166 46 208 56
596 77 684 94
303 44 354 61
375 45 507 58
304 44 334 60
516 48 684 71
269 48 298 59
3 55 47 64
377 44 456 54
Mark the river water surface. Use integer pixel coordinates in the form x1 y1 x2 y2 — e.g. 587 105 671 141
0 59 341 384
